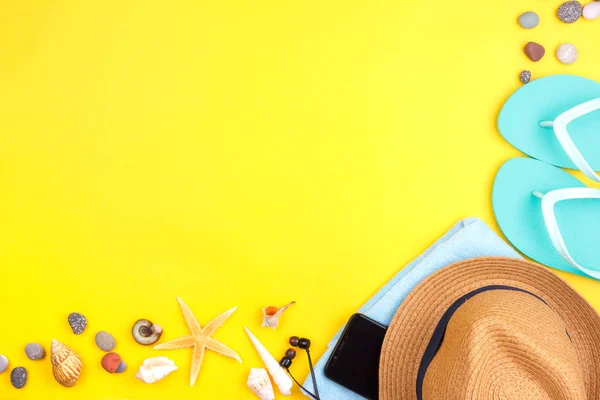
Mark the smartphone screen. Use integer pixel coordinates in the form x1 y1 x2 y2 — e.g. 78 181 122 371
324 313 388 399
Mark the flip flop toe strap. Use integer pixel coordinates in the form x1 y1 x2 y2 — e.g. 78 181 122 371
533 187 600 279
540 98 600 183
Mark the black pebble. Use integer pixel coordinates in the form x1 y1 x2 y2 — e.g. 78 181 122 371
68 312 87 335
10 367 27 389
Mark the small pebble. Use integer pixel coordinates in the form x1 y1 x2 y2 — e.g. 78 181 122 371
518 11 540 29
557 1 583 23
0 355 8 373
524 42 545 62
115 360 127 373
68 312 87 335
583 1 600 19
10 367 27 389
95 331 116 352
101 352 121 373
25 343 45 360
520 70 532 84
556 43 578 65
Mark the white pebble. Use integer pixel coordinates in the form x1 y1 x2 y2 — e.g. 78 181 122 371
583 1 600 20
556 43 578 65
0 355 8 373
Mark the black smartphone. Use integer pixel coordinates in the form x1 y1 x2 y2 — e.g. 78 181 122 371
324 313 388 399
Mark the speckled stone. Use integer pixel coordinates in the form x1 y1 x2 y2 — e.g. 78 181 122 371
557 1 583 23
520 70 532 84
0 355 8 373
556 43 578 65
115 360 127 373
68 312 87 335
10 367 27 389
518 11 540 29
95 331 116 352
25 343 45 360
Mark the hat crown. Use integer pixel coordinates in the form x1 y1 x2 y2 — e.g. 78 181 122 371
423 290 586 400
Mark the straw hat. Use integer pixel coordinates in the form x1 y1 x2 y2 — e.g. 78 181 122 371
379 257 600 400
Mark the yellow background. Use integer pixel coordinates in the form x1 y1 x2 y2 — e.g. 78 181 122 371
1 1 600 399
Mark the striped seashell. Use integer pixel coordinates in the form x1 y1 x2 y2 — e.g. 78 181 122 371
50 340 82 387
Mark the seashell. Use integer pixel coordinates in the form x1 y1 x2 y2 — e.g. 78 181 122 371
135 357 178 384
262 301 295 329
247 368 275 400
244 327 293 396
132 319 163 345
50 339 82 387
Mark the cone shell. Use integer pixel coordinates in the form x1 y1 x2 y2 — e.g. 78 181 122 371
247 368 275 400
50 340 82 387
244 327 293 396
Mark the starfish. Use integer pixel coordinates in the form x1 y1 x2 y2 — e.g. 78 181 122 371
154 297 242 386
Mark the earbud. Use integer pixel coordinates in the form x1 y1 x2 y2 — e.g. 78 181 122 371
279 348 296 368
283 336 320 400
289 336 311 349
285 348 296 359
279 356 293 368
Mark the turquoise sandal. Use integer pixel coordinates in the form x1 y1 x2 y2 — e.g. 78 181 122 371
492 157 600 279
498 75 600 182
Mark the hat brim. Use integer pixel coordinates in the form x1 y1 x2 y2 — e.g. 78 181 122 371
379 257 600 399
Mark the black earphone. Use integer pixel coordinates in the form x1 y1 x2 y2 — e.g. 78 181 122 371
280 336 320 400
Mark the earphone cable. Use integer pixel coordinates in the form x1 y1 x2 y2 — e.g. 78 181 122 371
286 368 319 400
306 349 320 400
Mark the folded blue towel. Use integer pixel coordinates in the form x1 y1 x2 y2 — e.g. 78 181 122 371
302 218 521 399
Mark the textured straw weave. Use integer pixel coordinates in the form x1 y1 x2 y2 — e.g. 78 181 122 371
379 257 600 400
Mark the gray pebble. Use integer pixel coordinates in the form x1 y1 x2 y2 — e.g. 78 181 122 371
520 70 532 84
68 312 87 335
25 343 45 360
0 355 8 373
518 11 540 29
558 1 583 23
115 360 127 373
95 331 116 352
10 367 27 389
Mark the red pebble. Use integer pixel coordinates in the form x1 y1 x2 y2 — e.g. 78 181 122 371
101 353 121 373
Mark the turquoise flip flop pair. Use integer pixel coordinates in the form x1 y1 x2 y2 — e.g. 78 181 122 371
493 75 600 279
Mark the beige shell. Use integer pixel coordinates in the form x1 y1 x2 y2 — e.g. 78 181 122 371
135 357 178 384
247 368 275 400
261 301 295 329
50 340 82 387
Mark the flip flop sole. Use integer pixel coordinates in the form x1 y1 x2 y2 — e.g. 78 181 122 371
498 75 600 171
492 158 600 277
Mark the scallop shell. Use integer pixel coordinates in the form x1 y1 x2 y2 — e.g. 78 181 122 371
262 301 295 329
135 357 178 384
247 368 275 400
50 340 82 387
